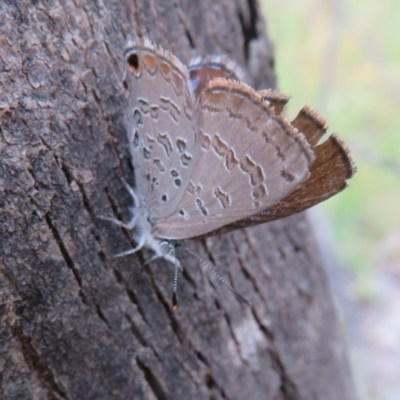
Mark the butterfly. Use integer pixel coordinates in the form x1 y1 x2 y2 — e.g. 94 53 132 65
103 37 356 308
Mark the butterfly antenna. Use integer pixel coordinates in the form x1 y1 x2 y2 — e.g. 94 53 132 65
168 242 180 311
181 244 252 306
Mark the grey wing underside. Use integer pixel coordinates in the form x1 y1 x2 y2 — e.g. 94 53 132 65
153 79 315 240
126 41 199 221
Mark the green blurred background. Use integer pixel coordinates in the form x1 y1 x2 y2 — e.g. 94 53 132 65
260 1 400 399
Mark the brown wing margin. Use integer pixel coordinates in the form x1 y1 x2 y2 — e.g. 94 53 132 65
196 105 356 238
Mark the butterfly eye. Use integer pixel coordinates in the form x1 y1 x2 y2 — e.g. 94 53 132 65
127 52 140 72
122 80 128 90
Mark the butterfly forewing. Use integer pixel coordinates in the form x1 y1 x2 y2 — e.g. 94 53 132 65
124 39 199 220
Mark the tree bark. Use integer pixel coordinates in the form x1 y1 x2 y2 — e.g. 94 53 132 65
0 1 356 399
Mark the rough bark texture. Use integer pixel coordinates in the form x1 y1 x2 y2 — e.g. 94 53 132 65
0 1 356 399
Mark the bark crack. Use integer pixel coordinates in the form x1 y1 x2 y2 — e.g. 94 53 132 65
252 311 299 399
6 307 68 400
193 350 229 400
174 0 196 48
269 348 298 399
44 214 87 306
136 357 169 400
237 0 260 60
124 312 150 348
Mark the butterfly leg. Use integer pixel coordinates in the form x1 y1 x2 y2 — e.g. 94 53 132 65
144 241 182 271
113 235 145 258
121 178 140 207
145 253 182 267
98 215 137 231
144 254 161 265
144 245 167 265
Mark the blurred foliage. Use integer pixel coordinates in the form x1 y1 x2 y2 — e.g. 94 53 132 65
260 0 400 292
